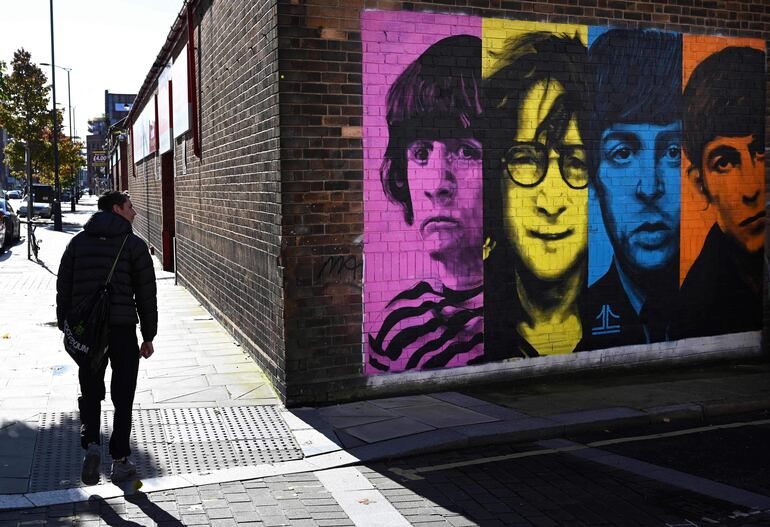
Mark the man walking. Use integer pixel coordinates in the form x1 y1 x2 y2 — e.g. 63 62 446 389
56 191 157 485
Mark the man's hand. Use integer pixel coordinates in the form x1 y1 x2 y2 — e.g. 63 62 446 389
139 341 154 359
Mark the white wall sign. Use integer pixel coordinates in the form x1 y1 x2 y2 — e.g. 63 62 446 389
158 62 172 154
172 45 190 138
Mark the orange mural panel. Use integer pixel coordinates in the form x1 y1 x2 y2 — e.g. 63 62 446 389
680 35 765 284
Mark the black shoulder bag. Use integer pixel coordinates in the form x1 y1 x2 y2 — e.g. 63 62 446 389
63 234 129 372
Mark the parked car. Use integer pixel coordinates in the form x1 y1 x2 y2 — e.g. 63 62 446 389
18 184 54 219
17 201 52 219
0 200 21 247
5 190 22 200
61 190 72 202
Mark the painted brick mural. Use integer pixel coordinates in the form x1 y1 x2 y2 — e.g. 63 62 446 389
362 11 766 374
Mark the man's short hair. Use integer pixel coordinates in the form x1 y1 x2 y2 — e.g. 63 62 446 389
683 46 766 171
380 35 482 225
588 29 682 171
98 190 130 212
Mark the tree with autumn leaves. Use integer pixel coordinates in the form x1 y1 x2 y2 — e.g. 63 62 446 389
0 48 84 189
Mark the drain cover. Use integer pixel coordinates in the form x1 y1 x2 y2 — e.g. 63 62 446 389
29 406 303 492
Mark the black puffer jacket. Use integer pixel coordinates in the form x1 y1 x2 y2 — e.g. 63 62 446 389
56 211 158 342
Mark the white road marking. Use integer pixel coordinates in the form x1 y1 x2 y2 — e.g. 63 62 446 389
565 441 770 510
390 418 770 480
314 467 411 527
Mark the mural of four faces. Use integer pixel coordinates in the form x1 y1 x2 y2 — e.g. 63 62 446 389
362 13 766 374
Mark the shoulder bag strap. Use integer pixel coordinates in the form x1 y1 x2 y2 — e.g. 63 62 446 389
105 234 130 286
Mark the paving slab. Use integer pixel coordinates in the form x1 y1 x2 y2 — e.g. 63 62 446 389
368 395 441 409
0 494 34 510
318 401 396 420
292 429 343 457
349 428 469 461
0 455 33 478
0 478 28 494
151 386 231 404
344 416 436 443
388 402 499 428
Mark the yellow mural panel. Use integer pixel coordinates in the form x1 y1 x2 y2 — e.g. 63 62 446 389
481 18 589 356
481 18 588 78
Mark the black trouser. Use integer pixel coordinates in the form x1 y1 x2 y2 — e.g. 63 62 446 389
78 325 140 459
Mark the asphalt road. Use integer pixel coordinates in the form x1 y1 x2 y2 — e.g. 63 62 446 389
2 414 769 526
370 414 770 526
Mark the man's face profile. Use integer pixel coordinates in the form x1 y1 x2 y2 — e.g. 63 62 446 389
113 198 137 224
701 134 765 253
502 80 588 281
408 135 484 273
596 122 682 274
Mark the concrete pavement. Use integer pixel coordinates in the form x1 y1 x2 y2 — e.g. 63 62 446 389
1 196 769 522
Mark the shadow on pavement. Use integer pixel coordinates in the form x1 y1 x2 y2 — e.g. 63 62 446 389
0 237 25 261
58 223 82 235
87 496 143 526
0 413 166 495
87 494 185 526
365 439 769 527
16 235 58 276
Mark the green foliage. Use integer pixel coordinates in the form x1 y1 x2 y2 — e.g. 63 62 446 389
0 60 7 104
4 108 85 186
0 49 49 143
0 49 83 186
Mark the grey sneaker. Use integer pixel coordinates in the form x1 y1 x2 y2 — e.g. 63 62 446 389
110 457 137 482
81 443 101 486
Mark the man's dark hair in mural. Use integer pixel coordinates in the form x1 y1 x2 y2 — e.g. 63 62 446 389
369 35 484 372
483 31 590 359
679 46 766 337
583 29 683 349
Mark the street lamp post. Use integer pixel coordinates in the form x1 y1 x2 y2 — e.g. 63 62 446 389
41 62 75 212
20 141 33 260
48 0 62 231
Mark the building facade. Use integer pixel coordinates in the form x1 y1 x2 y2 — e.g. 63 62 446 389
85 133 106 194
105 91 134 127
125 0 770 405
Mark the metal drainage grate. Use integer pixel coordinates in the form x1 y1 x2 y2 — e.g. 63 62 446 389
29 406 303 493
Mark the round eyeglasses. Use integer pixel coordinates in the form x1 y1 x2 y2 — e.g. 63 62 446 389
503 142 589 190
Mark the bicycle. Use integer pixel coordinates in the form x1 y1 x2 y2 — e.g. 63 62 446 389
21 218 49 261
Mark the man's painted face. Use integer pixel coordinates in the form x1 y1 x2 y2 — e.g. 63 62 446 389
408 135 484 278
596 122 681 274
701 134 765 253
502 80 588 281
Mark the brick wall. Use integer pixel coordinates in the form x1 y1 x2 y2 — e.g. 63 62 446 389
279 0 366 403
279 0 770 405
128 0 769 406
131 156 163 258
129 0 286 398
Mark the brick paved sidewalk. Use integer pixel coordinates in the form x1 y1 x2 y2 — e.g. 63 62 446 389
2 449 769 527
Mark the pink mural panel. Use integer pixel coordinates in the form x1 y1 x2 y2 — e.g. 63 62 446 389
362 11 483 374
